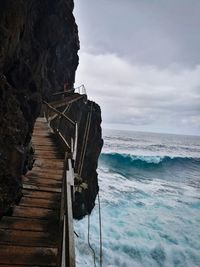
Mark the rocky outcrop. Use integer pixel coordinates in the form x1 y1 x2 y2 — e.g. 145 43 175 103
0 0 103 220
50 97 103 219
73 99 103 219
0 0 80 215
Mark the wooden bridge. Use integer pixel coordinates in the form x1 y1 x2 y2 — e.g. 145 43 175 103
0 87 87 267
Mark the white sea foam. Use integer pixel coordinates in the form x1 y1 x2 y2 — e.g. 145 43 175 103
75 130 200 266
75 166 200 267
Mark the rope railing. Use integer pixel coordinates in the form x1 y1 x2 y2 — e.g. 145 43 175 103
43 90 103 267
43 100 77 267
43 100 75 126
61 152 76 267
52 84 87 97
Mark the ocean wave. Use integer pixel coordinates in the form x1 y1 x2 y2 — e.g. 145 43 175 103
100 152 200 167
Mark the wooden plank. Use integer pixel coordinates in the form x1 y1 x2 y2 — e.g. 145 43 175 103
25 174 62 182
32 132 52 136
20 197 59 209
34 152 63 158
34 162 63 169
33 143 57 146
22 189 60 200
33 128 49 132
0 117 72 266
32 136 55 140
32 164 63 174
33 132 53 136
33 132 48 134
34 155 63 160
32 138 53 141
33 163 64 168
33 148 58 152
0 229 57 247
32 141 57 146
0 216 54 232
0 245 57 266
35 118 46 122
32 145 57 148
13 206 59 221
26 171 62 180
22 181 62 189
22 184 61 193
32 168 63 176
34 151 63 156
22 176 62 187
34 161 64 168
31 167 63 174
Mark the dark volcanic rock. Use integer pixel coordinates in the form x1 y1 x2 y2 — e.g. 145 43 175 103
0 0 103 219
0 0 80 215
73 100 103 219
50 97 103 219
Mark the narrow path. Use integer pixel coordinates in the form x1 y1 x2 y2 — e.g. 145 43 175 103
0 118 64 266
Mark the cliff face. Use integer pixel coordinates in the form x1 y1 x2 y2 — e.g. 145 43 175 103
73 100 103 219
50 97 103 219
0 0 102 218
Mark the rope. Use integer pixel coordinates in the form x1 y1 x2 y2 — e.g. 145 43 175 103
77 111 90 175
88 214 96 267
87 192 103 267
58 103 71 131
79 103 97 267
43 100 75 126
78 104 92 174
98 192 103 267
79 103 93 177
63 103 72 115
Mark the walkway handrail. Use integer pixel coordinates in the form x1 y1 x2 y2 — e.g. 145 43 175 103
59 152 76 267
43 100 75 126
43 91 103 267
74 84 86 95
51 84 87 97
43 100 78 267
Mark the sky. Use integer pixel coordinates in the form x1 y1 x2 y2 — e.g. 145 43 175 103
74 0 200 135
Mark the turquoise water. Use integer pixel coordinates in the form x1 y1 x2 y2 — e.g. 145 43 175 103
75 130 200 267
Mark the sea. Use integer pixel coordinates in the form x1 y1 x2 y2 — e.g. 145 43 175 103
74 129 200 267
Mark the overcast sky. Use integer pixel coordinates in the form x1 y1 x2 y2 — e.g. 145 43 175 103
74 0 200 135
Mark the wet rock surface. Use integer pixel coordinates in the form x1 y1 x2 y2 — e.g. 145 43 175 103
0 0 80 215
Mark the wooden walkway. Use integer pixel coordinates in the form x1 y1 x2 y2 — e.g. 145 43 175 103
0 118 64 266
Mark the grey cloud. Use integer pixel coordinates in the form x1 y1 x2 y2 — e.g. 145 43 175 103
74 1 200 134
74 0 200 67
75 52 200 135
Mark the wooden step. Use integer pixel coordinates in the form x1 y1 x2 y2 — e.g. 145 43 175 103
0 217 55 232
0 245 57 266
22 184 61 193
20 196 59 209
22 176 62 187
13 206 59 221
31 167 63 175
34 161 64 168
0 118 68 266
22 189 60 200
0 228 57 247
26 171 62 181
